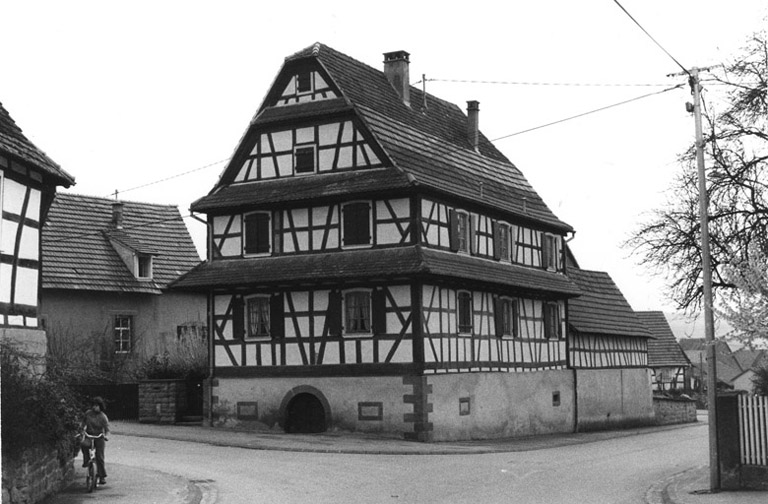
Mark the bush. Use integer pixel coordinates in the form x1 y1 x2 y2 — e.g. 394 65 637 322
140 335 207 380
752 365 768 396
1 341 85 463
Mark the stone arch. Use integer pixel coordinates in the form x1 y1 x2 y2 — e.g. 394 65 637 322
279 385 332 433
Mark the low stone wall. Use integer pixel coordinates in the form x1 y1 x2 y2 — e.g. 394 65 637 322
653 396 697 425
139 379 187 423
2 446 73 504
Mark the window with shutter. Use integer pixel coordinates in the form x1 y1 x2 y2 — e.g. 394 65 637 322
457 291 473 335
244 212 271 255
344 290 371 336
449 210 471 254
543 302 561 339
296 72 312 94
542 233 558 271
495 297 519 338
246 296 270 338
342 202 371 247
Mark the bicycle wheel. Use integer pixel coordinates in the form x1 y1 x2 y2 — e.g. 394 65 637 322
87 462 96 492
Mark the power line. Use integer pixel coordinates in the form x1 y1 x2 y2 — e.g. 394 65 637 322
416 78 672 87
612 0 690 76
105 157 229 199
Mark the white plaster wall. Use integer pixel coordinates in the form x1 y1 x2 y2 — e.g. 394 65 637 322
575 368 654 431
428 370 575 441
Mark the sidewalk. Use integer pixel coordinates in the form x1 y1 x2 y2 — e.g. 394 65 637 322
646 465 767 504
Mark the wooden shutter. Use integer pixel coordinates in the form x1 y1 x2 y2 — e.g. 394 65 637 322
343 202 370 246
493 297 503 337
544 302 560 339
449 209 459 252
327 290 343 335
492 221 501 260
270 293 284 339
469 214 476 254
511 299 519 338
372 289 387 335
541 234 551 269
244 213 271 254
232 296 245 340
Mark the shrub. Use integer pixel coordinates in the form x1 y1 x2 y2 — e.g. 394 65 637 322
1 341 85 463
140 334 207 380
752 365 768 396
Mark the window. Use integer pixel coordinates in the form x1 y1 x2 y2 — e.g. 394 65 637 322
244 212 271 255
344 291 371 335
496 297 519 338
137 255 152 279
543 302 562 339
542 233 558 271
114 315 133 353
494 222 511 261
457 291 473 334
294 145 316 174
296 72 312 94
342 202 371 247
177 323 208 341
246 296 270 338
450 210 473 254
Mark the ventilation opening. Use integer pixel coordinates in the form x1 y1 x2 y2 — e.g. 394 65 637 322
284 393 327 433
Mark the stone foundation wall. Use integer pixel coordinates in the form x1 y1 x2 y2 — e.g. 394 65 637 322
2 446 73 504
653 396 697 425
139 379 187 423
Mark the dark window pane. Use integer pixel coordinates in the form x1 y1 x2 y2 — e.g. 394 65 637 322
343 202 370 246
295 146 315 173
458 292 472 333
297 72 312 93
244 213 270 254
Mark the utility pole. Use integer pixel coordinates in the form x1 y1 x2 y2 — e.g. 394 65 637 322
689 67 720 491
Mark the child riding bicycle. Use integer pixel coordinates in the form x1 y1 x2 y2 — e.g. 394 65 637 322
80 396 110 485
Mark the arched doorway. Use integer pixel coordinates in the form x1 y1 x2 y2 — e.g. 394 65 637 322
284 392 327 433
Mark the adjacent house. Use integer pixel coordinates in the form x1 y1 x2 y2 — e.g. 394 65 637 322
566 268 654 430
174 44 655 441
0 102 75 359
636 311 691 391
40 193 205 381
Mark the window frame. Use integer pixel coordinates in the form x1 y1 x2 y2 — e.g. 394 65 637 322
542 233 558 271
243 211 272 256
498 297 519 339
543 302 562 340
343 289 372 338
457 290 473 336
496 222 511 262
341 201 372 249
456 211 470 254
245 294 271 340
136 254 153 280
295 71 313 95
293 144 317 175
113 314 133 354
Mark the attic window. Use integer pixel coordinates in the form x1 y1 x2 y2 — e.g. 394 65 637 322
294 145 316 174
137 255 153 279
296 72 313 94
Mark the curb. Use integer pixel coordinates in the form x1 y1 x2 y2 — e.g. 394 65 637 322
645 466 704 504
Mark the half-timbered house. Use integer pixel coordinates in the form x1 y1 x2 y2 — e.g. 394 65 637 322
636 311 691 392
40 194 205 381
0 102 75 359
176 44 651 441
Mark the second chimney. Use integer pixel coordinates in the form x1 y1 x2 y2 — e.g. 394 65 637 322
383 50 410 106
112 201 124 229
467 101 480 152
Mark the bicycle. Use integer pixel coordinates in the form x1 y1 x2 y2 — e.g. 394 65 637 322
82 432 106 492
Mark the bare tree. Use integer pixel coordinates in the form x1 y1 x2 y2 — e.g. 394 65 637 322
628 31 768 312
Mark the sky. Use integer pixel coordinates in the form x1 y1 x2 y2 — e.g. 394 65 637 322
2 0 766 322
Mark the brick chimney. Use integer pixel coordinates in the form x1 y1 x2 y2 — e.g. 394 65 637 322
383 50 410 106
112 201 124 229
467 101 480 152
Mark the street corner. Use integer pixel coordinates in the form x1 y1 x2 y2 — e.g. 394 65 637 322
644 466 706 504
42 463 208 504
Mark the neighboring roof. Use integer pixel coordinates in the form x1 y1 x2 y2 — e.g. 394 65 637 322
566 268 650 338
732 348 768 371
193 43 571 232
637 311 690 368
679 338 733 354
173 246 581 297
42 193 201 294
0 102 75 187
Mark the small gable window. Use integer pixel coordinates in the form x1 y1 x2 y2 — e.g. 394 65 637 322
244 212 271 255
342 202 371 247
137 255 153 279
457 291 473 335
296 71 313 94
294 145 316 174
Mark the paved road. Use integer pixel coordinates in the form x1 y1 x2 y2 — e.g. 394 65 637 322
88 422 707 504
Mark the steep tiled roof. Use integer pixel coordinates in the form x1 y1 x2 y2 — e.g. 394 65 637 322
42 193 201 293
173 245 580 296
567 268 650 338
636 311 690 367
732 348 768 371
194 43 571 232
0 102 75 186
